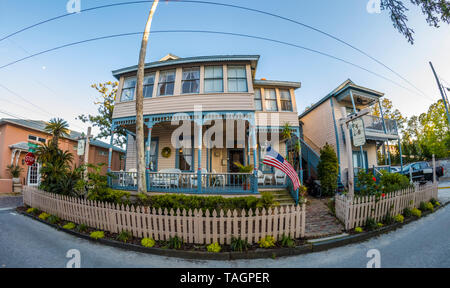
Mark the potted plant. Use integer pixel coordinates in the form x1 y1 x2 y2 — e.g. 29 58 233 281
233 162 254 190
7 165 23 184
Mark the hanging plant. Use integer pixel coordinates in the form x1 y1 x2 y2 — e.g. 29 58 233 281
161 147 171 158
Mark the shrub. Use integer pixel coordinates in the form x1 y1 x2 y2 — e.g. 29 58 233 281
38 212 50 220
403 207 412 218
383 213 394 225
141 238 155 248
6 164 23 178
425 202 434 212
116 231 132 243
354 227 363 233
327 198 336 215
231 237 249 252
379 171 411 193
26 207 39 215
430 198 438 206
207 242 222 253
356 171 378 196
394 214 404 223
365 218 378 231
411 208 422 218
90 231 105 240
435 201 441 207
47 215 60 224
280 234 295 248
377 223 384 228
63 222 76 230
419 202 427 211
77 223 88 233
258 236 276 249
317 143 339 196
167 236 182 249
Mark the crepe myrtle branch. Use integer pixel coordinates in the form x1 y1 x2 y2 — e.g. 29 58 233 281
381 0 450 44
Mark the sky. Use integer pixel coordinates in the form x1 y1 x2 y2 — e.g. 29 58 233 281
0 0 449 140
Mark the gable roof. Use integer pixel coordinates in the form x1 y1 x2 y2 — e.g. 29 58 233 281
112 54 260 79
298 79 384 119
0 118 125 153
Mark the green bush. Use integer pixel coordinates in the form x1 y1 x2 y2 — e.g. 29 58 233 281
354 227 363 233
26 207 39 215
47 215 60 224
394 214 404 223
430 198 438 206
90 231 105 240
365 217 378 231
86 164 131 205
116 231 132 243
280 234 295 248
425 202 434 212
231 237 249 252
258 236 276 248
207 242 222 253
377 223 384 228
317 143 339 196
419 202 427 211
403 207 412 218
144 194 277 213
63 222 76 230
411 208 422 218
379 171 411 193
167 236 182 249
77 223 88 233
141 238 155 248
38 212 50 220
356 171 378 196
383 213 394 225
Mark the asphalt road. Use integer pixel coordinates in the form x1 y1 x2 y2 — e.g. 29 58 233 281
0 203 449 268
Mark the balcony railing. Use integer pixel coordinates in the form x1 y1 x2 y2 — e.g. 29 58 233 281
110 171 258 194
362 115 398 135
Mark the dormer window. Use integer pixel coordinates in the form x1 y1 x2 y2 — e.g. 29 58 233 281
158 70 176 96
182 67 200 94
280 89 293 111
121 77 136 102
227 66 248 92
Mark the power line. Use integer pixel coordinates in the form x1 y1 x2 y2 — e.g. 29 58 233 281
0 29 431 100
0 0 430 98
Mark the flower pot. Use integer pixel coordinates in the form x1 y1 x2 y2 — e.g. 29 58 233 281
12 178 21 184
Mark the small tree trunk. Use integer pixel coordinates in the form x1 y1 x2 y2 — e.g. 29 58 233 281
136 0 159 194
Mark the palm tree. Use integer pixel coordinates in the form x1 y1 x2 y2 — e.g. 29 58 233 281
44 118 70 147
135 0 159 194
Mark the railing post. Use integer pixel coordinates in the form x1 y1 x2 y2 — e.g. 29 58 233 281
107 127 115 187
250 121 258 194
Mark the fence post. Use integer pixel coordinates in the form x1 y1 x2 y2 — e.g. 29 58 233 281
432 154 436 184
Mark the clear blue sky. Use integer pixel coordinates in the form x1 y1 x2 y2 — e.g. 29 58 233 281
0 0 449 137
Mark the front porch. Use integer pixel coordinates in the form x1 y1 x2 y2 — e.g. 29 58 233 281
108 112 302 200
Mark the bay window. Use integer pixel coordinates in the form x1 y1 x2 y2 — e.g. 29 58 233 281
182 67 200 94
157 70 175 96
264 88 278 111
121 77 136 102
280 89 293 111
254 88 262 111
204 66 223 93
143 73 155 98
227 65 248 92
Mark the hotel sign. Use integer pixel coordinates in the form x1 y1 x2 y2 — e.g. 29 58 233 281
351 118 366 147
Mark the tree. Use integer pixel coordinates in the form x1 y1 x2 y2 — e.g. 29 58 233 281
77 81 126 147
371 98 406 130
381 0 450 44
317 143 339 196
44 118 70 147
135 0 159 194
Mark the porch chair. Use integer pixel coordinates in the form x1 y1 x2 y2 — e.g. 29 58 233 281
212 169 225 187
274 169 287 185
257 170 265 186
190 168 208 188
151 168 181 188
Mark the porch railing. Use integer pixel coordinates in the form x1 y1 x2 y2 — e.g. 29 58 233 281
362 115 398 135
110 171 257 194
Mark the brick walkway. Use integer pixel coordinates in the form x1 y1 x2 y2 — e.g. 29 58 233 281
0 195 23 208
305 197 344 239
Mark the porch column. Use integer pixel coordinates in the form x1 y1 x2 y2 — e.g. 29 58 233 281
378 99 392 170
398 138 403 172
107 127 115 186
145 122 153 169
350 90 364 170
295 127 303 185
250 121 258 193
196 120 203 194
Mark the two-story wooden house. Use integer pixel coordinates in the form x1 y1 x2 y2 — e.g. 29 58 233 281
108 54 301 198
298 79 402 188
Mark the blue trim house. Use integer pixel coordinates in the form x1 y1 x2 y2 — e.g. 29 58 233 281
108 54 302 200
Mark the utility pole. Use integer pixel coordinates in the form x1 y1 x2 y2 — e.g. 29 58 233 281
430 62 450 127
339 107 370 197
83 127 92 180
136 0 159 194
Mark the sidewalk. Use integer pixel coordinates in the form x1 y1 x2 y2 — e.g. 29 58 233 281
0 194 23 209
438 181 450 204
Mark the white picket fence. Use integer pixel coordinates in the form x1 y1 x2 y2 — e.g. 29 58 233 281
23 186 306 244
335 183 438 230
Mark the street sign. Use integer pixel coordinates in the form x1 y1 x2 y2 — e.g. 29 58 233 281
27 142 38 153
351 118 366 147
77 139 85 156
25 152 36 166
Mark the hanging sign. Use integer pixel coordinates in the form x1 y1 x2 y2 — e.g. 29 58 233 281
77 139 85 156
25 152 36 166
351 118 366 147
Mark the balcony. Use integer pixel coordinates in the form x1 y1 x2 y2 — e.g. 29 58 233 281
361 115 399 140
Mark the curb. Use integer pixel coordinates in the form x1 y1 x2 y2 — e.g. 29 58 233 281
17 202 448 260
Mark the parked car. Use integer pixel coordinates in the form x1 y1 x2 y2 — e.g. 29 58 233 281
399 161 444 182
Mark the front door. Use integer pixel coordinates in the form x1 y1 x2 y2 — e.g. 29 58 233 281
27 163 40 186
228 149 244 173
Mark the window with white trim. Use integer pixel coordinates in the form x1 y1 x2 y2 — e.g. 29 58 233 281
204 66 223 93
157 70 176 96
143 73 155 98
121 77 136 102
182 67 200 94
227 65 248 92
264 89 278 111
280 89 293 111
254 88 262 111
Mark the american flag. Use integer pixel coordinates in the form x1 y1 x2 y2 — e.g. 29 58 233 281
263 146 300 191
